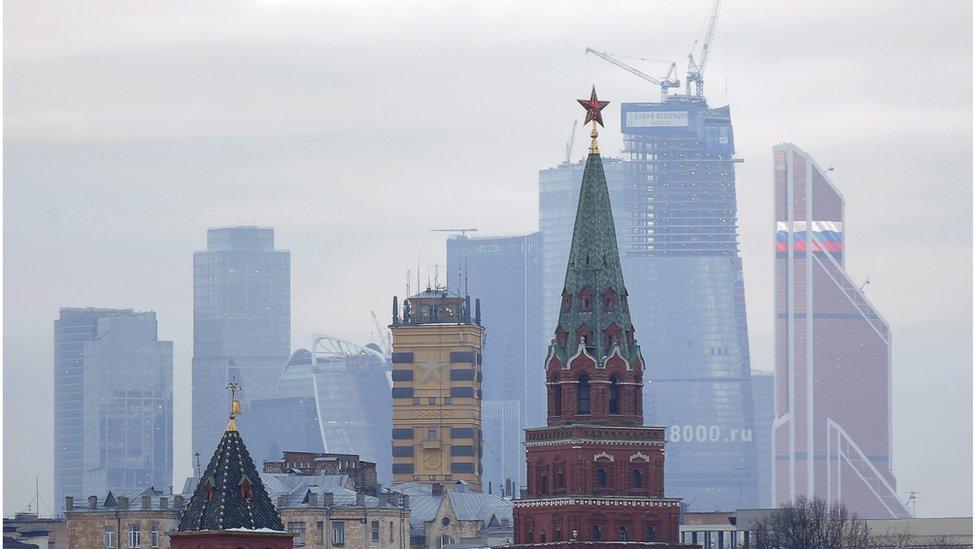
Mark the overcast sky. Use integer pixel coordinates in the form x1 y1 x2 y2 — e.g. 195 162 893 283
4 0 972 517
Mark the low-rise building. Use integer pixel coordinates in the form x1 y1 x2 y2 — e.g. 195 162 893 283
64 489 183 548
264 451 380 496
3 513 67 549
393 482 512 549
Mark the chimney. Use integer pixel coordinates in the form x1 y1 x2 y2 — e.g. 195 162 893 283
117 497 129 510
88 496 98 510
307 492 318 507
277 495 289 509
173 495 184 509
501 518 510 528
65 497 74 511
160 498 168 510
141 496 151 510
431 483 444 496
356 492 365 506
322 492 334 507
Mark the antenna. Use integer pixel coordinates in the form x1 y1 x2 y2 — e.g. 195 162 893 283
905 491 918 517
434 262 440 289
406 269 411 298
194 451 202 478
858 277 870 292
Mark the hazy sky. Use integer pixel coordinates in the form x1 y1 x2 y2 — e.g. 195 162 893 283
4 0 972 517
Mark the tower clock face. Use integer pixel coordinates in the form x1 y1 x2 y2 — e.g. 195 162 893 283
423 449 442 469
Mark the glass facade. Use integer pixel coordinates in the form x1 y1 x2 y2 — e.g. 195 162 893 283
773 143 908 518
538 100 758 510
751 370 774 507
192 226 290 462
445 232 545 493
54 307 172 512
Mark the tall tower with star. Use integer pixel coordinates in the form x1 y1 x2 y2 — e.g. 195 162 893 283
389 288 485 491
510 89 684 548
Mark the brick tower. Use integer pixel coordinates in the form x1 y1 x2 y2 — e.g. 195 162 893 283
509 88 685 547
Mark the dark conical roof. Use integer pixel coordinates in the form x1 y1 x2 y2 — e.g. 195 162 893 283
177 428 284 532
552 149 640 365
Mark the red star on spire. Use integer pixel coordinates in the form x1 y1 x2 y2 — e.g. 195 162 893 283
577 86 610 127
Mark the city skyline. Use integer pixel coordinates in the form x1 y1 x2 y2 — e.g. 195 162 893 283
4 0 971 519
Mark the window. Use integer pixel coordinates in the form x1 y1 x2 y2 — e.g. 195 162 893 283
104 526 114 549
646 525 656 541
552 384 562 415
371 521 380 542
332 522 345 545
444 397 452 405
618 526 629 541
427 427 438 440
428 397 436 405
288 521 306 546
150 523 159 548
438 535 455 549
128 524 140 548
609 377 620 415
632 469 643 488
412 397 421 406
581 296 591 310
592 525 601 541
317 521 325 544
577 376 591 415
595 468 607 487
389 521 394 542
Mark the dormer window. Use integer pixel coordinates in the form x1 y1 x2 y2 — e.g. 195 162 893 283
579 289 593 312
603 288 617 312
561 292 572 313
556 326 568 348
239 477 253 500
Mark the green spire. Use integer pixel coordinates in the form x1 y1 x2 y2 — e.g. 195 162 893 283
552 148 639 366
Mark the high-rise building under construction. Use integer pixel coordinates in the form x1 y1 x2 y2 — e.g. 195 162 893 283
539 98 758 511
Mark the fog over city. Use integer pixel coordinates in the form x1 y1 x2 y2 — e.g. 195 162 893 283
4 0 972 520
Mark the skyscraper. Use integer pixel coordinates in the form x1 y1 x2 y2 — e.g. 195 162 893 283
538 99 758 510
54 307 172 512
446 232 545 492
82 311 173 497
192 226 290 461
751 370 774 507
512 99 682 546
773 143 909 518
389 289 484 491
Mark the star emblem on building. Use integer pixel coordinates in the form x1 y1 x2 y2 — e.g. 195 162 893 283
417 355 443 386
577 86 610 127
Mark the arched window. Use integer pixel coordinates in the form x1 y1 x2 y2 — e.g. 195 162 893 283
595 468 607 487
552 384 562 416
540 531 546 543
592 525 602 541
632 469 642 488
609 377 620 415
577 376 591 415
618 526 629 541
646 525 656 541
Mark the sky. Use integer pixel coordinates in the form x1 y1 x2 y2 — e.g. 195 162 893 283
3 0 972 518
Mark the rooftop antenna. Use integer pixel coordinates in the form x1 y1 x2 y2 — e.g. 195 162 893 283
858 277 870 292
406 269 411 299
434 262 440 289
194 451 202 478
905 491 918 517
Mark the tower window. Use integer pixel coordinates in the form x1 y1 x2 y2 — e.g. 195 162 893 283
552 384 562 416
632 469 642 488
427 427 437 440
619 526 629 541
577 376 591 415
592 525 602 541
595 468 607 487
609 377 620 415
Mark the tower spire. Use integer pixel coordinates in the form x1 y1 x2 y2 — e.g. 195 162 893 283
225 381 242 432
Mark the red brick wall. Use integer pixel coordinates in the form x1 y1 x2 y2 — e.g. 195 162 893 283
170 532 294 549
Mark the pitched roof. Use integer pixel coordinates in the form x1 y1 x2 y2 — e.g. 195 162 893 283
177 429 284 532
553 149 639 364
389 483 512 536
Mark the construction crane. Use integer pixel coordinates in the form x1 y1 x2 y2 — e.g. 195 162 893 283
430 228 478 237
370 310 392 355
564 119 578 164
685 0 723 98
586 47 680 102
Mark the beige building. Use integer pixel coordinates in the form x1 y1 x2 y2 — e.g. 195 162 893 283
391 482 512 549
64 491 183 549
3 512 68 549
277 493 410 549
390 290 484 491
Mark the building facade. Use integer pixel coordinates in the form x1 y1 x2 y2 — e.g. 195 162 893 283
772 143 908 518
446 232 545 493
512 124 683 547
192 226 290 462
389 290 484 491
55 308 173 514
539 98 759 511
751 370 775 508
64 490 183 549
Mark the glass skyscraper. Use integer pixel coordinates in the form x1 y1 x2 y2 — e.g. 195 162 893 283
446 232 544 493
192 226 290 461
752 370 774 507
538 99 758 510
773 143 908 518
54 307 172 512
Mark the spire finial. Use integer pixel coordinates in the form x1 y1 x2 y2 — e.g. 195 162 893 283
225 381 243 431
577 85 609 155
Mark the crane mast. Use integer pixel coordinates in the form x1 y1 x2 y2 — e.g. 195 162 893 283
564 119 578 164
585 47 680 102
686 0 723 98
